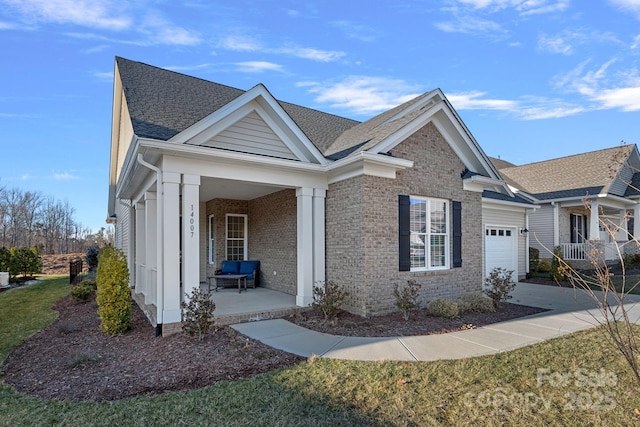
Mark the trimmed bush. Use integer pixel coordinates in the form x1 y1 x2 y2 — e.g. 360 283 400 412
427 299 459 319
393 280 421 321
312 280 349 324
550 246 571 282
458 292 495 314
71 281 95 301
538 258 551 273
484 267 515 310
3 246 42 280
181 287 216 340
96 246 131 335
529 247 540 274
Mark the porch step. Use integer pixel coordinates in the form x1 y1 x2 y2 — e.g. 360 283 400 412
214 306 312 326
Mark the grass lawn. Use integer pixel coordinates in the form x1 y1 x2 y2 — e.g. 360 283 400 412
2 277 640 426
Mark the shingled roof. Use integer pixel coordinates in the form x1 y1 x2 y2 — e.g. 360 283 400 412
497 145 635 200
115 57 360 155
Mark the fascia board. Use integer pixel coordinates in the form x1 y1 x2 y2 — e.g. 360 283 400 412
482 198 540 210
108 64 124 217
138 138 327 175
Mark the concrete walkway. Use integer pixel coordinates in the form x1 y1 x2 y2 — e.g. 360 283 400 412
231 283 640 361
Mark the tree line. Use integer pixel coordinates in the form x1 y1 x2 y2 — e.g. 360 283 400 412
0 183 113 254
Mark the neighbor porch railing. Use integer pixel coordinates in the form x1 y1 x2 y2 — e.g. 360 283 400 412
561 242 618 261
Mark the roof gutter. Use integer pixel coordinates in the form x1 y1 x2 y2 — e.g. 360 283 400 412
136 153 164 335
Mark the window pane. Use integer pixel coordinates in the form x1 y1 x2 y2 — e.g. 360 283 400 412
410 234 426 268
430 201 447 233
410 199 426 233
430 235 446 267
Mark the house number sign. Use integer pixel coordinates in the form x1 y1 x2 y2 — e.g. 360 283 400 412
189 204 195 238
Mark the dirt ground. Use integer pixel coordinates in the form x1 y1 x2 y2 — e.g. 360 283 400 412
40 253 86 275
3 290 546 402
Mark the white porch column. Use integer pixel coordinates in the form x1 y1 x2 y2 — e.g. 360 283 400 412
144 192 157 306
552 202 560 246
182 174 200 302
634 205 640 240
313 189 326 285
617 209 628 241
162 172 181 324
134 202 146 295
296 187 314 306
589 201 600 240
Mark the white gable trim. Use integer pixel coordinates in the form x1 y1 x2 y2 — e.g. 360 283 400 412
167 84 328 165
368 89 500 181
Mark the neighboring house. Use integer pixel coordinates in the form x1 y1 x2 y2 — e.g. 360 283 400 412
108 57 532 335
493 145 640 267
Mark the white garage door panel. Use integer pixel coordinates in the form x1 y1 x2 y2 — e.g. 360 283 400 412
485 227 517 278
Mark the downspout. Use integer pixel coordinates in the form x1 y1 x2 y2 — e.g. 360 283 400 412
525 210 530 277
136 153 164 337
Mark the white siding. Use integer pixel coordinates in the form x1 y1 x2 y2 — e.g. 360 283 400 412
529 205 554 255
116 96 135 181
116 199 133 285
482 205 526 279
202 111 298 160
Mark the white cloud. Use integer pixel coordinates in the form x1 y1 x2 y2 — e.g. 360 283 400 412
218 35 262 52
1 0 131 30
435 15 504 35
0 21 18 29
218 35 345 62
234 61 284 73
609 0 640 15
447 91 585 119
447 91 518 110
92 71 113 81
593 86 640 111
303 76 422 116
453 0 570 15
53 171 80 181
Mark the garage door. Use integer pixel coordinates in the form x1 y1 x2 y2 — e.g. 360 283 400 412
485 226 517 278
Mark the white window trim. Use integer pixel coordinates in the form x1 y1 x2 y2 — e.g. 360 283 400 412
208 214 215 264
225 213 248 261
410 196 450 272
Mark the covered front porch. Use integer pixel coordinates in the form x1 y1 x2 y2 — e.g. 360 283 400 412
120 142 329 334
559 198 639 262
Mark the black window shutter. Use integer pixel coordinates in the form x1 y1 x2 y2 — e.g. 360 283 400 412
399 195 411 271
452 201 462 268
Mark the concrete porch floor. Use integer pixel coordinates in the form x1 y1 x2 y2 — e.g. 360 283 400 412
199 284 302 325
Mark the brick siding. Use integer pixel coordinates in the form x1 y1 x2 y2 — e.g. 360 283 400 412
327 122 484 317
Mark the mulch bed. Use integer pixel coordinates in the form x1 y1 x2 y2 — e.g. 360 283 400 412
2 296 303 402
288 303 547 337
3 292 548 402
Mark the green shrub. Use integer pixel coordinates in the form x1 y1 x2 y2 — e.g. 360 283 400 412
71 281 95 301
550 246 570 282
538 258 551 273
96 246 131 335
484 267 515 310
4 246 42 280
181 287 216 340
312 280 349 324
427 299 459 319
529 247 540 274
0 247 10 272
458 292 495 314
392 280 421 321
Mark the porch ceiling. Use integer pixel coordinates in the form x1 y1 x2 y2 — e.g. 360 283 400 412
199 176 287 201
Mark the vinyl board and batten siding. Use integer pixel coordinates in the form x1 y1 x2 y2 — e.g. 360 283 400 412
202 111 299 160
529 205 555 255
482 206 526 278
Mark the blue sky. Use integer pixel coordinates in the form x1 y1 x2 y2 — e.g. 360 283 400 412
1 0 639 232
